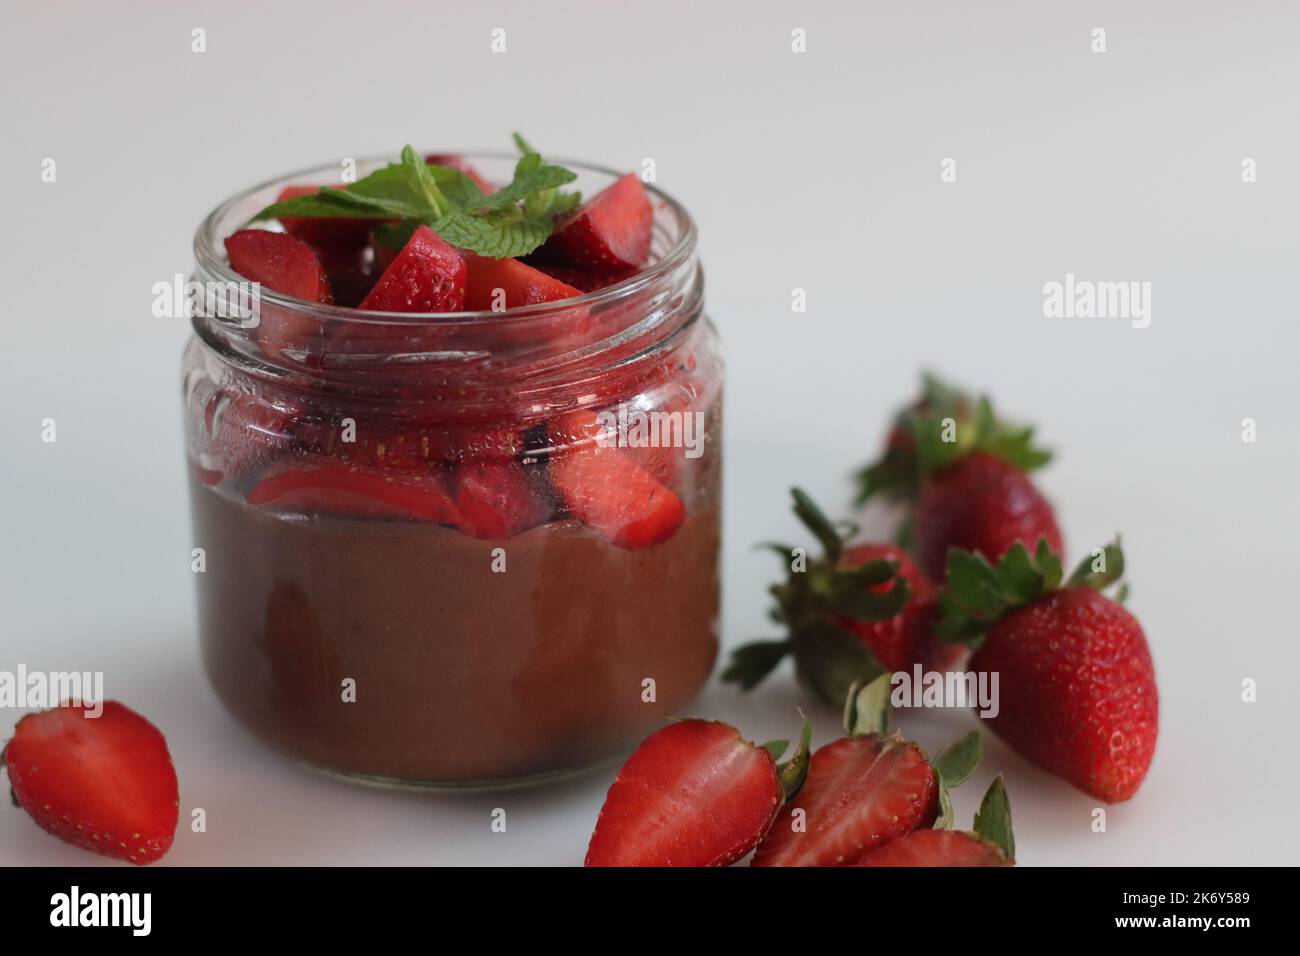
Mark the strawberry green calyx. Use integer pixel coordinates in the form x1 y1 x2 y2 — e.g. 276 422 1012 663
721 490 911 705
843 674 893 737
937 536 1127 646
931 730 982 829
853 373 1052 506
973 775 1015 860
775 716 813 800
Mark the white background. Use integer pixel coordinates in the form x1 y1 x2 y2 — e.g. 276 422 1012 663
2 1 1298 865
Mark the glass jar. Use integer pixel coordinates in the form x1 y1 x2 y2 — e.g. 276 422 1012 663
182 154 722 789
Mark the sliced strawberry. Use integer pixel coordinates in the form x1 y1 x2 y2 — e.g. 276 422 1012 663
3 701 179 865
225 228 333 304
454 459 543 539
585 720 782 867
547 410 686 549
359 225 467 313
203 389 302 484
463 254 583 311
544 172 653 271
247 461 461 523
425 154 495 194
855 828 1011 867
750 734 935 867
532 263 637 294
274 184 375 252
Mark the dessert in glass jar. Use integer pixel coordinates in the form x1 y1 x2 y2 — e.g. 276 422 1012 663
182 140 722 788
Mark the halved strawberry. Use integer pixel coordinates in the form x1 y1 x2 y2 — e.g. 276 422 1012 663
247 461 461 523
750 733 936 867
547 410 686 549
425 154 495 194
225 228 333 304
855 829 1010 867
463 254 584 311
360 225 467 313
543 172 653 271
585 720 784 867
274 184 375 252
2 701 179 865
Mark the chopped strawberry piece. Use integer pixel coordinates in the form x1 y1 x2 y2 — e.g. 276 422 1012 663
751 734 936 867
532 263 637 294
3 701 179 865
274 184 374 252
454 459 543 539
225 228 333 304
547 411 686 549
544 172 653 271
585 720 782 867
425 154 494 194
359 225 467 313
463 254 584 311
247 461 462 523
856 829 1011 867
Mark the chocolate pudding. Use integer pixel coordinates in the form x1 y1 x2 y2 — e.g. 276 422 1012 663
191 477 720 786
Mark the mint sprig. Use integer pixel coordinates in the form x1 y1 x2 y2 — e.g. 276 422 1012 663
251 138 579 259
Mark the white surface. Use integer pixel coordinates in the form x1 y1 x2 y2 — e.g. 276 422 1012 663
2 1 1298 866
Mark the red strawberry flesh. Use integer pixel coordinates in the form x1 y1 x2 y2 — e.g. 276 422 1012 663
545 172 653 272
360 225 467 313
3 701 179 865
548 411 686 549
856 828 1010 867
247 462 462 524
751 734 935 867
225 228 333 304
274 184 374 252
463 254 583 311
585 720 781 867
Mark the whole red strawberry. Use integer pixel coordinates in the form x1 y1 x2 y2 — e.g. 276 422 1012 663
585 717 809 867
914 452 1062 582
939 539 1157 802
854 374 1060 582
721 490 918 707
3 701 180 865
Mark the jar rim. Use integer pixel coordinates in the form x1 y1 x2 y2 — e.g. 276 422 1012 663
192 150 698 328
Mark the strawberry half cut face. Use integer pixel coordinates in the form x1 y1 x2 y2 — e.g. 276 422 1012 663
585 720 782 867
3 701 180 865
751 734 936 867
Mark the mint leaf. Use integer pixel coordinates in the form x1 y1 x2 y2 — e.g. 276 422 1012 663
431 209 554 259
252 138 583 260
